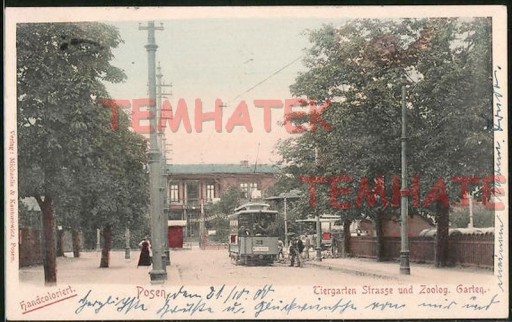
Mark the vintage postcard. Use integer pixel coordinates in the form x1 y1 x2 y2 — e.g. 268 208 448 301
4 5 508 320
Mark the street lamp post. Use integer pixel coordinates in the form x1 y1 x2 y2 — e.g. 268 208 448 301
283 197 288 252
139 21 167 283
315 213 322 261
400 76 411 275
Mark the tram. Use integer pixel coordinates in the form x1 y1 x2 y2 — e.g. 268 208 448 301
228 203 279 265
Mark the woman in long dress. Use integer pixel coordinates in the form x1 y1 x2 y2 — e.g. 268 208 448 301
137 237 151 267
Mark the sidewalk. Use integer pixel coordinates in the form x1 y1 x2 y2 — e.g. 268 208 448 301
19 250 182 286
19 249 494 286
305 255 494 284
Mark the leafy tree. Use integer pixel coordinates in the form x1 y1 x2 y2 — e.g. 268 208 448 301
279 18 493 266
209 186 241 216
17 22 131 283
450 203 494 229
205 217 229 243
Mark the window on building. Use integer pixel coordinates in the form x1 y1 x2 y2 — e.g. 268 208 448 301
240 183 249 198
240 182 258 199
206 184 215 201
186 182 199 204
169 184 179 202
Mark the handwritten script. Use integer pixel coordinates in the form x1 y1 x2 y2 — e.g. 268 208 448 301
72 284 502 318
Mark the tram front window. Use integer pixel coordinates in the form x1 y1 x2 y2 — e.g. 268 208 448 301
253 218 268 236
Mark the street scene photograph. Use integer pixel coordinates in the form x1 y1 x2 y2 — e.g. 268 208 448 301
5 5 508 320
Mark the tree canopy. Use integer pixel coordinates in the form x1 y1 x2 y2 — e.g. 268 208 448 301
17 22 149 282
275 18 493 265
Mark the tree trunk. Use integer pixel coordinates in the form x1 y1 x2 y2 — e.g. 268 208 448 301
36 196 57 285
342 219 352 257
435 202 450 267
375 210 385 262
56 229 64 257
72 229 81 258
100 225 112 268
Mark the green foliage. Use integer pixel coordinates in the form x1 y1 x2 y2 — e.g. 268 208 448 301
205 186 241 243
17 22 149 252
206 217 229 243
450 204 495 228
18 200 41 228
208 186 241 216
277 18 493 223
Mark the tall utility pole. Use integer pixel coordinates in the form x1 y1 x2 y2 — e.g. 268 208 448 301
399 76 411 275
157 62 172 266
139 21 167 283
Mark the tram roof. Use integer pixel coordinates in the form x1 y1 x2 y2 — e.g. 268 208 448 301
235 202 271 211
228 203 278 219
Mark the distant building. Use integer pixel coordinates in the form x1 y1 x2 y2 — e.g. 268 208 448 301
166 161 277 239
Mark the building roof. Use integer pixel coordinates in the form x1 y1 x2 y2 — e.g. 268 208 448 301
166 164 278 174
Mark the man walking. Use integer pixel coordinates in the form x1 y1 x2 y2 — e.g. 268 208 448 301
304 235 310 260
289 237 303 268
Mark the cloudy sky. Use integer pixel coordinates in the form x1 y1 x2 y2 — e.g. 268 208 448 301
104 16 343 165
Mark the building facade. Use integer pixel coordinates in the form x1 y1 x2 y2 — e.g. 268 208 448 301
166 162 277 239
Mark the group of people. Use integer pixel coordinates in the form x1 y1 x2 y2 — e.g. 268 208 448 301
277 235 311 268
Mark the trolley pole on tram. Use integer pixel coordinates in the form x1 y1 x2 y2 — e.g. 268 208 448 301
139 21 167 283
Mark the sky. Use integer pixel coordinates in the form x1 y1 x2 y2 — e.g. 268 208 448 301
104 17 344 165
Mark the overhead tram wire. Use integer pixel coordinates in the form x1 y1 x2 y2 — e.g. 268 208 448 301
226 55 304 106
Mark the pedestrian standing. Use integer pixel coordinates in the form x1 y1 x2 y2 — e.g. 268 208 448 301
277 239 284 260
289 237 297 267
304 235 311 260
289 237 303 268
331 236 338 258
137 236 151 267
297 237 304 267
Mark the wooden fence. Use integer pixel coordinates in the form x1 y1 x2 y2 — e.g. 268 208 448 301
348 234 493 269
